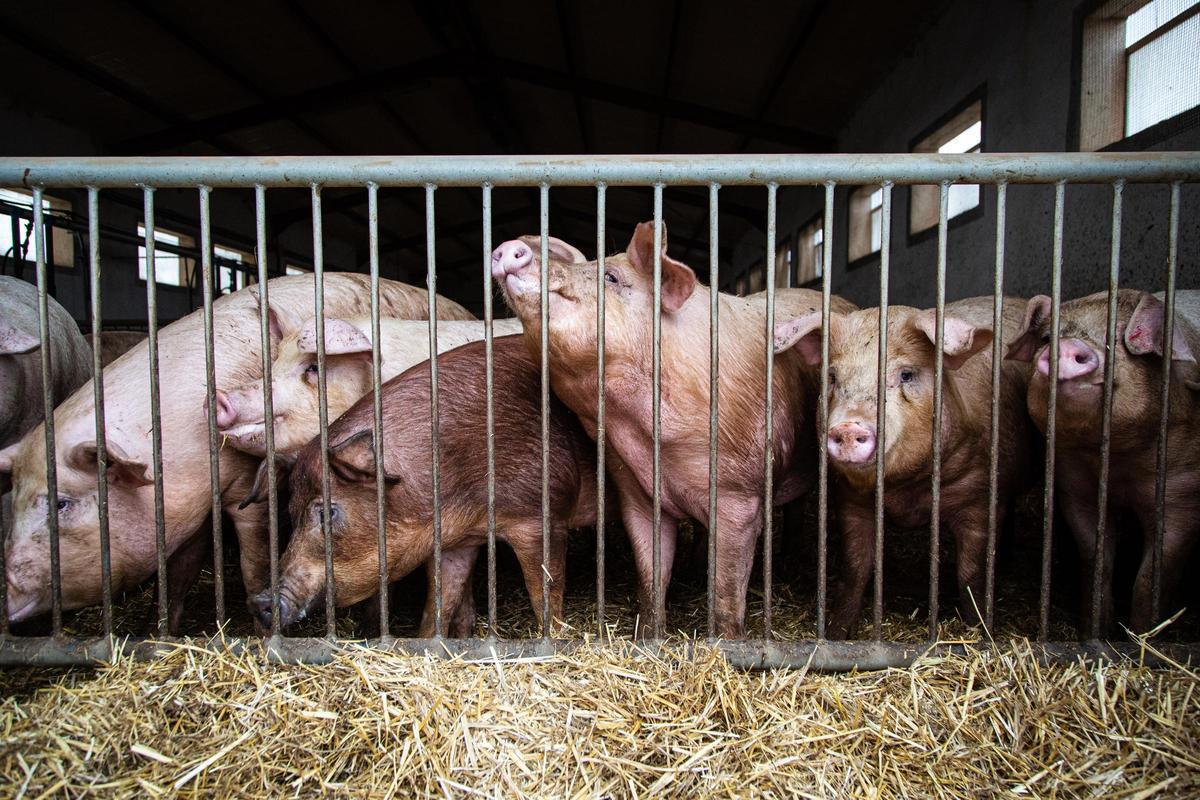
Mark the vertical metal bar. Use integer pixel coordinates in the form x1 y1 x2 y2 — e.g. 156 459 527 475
32 188 62 636
763 183 778 640
311 184 335 639
929 181 949 641
539 183 551 640
198 186 224 626
1039 181 1066 642
595 182 607 638
651 182 664 640
984 182 1007 631
426 184 443 637
1153 181 1181 624
142 188 168 638
369 182 389 641
482 183 497 637
873 183 893 640
707 182 720 642
1091 180 1123 640
87 188 113 638
254 185 280 639
816 181 834 639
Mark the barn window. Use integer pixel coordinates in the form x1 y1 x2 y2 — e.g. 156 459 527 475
285 263 310 275
848 185 884 263
774 234 793 288
910 98 983 235
794 217 824 286
1080 0 1200 150
137 223 195 287
214 243 254 293
0 188 74 268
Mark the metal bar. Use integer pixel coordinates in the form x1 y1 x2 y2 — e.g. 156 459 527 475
254 186 280 639
369 182 389 641
873 183 893 640
985 183 1007 631
3 153 1198 188
142 188 169 638
198 186 224 626
32 188 62 635
87 187 113 638
483 183 497 638
426 184 443 637
539 184 551 640
816 181 834 640
929 181 949 641
651 182 664 640
1092 181 1123 640
311 185 335 639
763 182 778 640
1153 182 1181 624
707 182 720 642
1040 181 1066 641
595 182 607 639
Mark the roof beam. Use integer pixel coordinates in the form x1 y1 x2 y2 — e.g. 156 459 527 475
554 0 594 152
654 0 684 152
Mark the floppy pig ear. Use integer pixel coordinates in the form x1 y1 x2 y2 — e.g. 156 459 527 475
0 324 39 355
625 221 697 313
1005 295 1052 362
329 430 400 485
773 312 825 365
238 453 296 510
547 236 587 264
911 310 993 370
1124 292 1197 363
67 440 154 488
298 318 372 356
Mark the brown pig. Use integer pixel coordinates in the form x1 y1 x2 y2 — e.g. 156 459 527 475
0 274 474 629
491 224 855 637
244 335 597 635
775 297 1033 638
1006 289 1199 633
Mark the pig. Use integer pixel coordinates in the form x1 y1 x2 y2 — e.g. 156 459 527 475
86 331 147 369
0 273 474 630
214 316 522 457
491 224 855 637
244 335 597 636
1 276 92 450
1006 289 1199 634
774 297 1033 638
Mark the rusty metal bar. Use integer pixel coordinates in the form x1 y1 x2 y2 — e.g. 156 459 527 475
426 183 443 637
707 182 720 642
539 184 551 640
595 182 607 638
929 181 948 640
88 187 113 638
984 182 1007 631
1153 181 1181 624
369 182 389 641
254 185 280 639
763 182 778 640
198 185 224 626
1040 181 1066 642
651 182 665 640
142 187 168 638
873 182 893 640
312 184 336 639
816 181 835 640
482 183 497 638
1091 181 1123 640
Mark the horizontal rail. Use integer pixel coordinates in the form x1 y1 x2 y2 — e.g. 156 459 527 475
1 635 1196 671
0 153 1198 188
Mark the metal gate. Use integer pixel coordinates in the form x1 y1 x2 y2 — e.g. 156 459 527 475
0 154 1197 669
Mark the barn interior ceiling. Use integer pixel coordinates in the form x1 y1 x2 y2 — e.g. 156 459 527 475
0 0 950 287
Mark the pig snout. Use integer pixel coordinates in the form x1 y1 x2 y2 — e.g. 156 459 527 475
491 240 533 282
1037 338 1101 383
213 389 239 429
827 421 877 465
248 590 300 631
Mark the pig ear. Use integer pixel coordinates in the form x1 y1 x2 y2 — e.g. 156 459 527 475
0 442 16 494
329 430 400 485
773 311 826 366
297 318 372 356
67 440 154 488
237 453 296 509
0 324 39 355
1005 295 1052 363
547 236 587 264
253 302 288 350
625 221 696 313
1124 293 1197 364
910 310 994 370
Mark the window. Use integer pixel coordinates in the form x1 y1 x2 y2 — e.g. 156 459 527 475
911 99 983 235
285 263 310 275
1081 0 1200 150
848 185 884 263
214 243 255 294
138 224 195 287
774 235 793 288
0 188 74 267
795 217 824 285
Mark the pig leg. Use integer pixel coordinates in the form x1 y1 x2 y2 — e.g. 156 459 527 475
1131 501 1200 634
617 490 678 637
827 498 875 640
163 532 211 635
950 507 991 628
510 523 568 634
1056 483 1117 637
417 547 480 638
711 495 764 639
224 495 272 630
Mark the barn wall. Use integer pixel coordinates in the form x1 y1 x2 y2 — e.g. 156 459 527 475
732 0 1199 310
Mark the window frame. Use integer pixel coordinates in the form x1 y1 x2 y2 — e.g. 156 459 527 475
137 222 197 290
907 86 987 244
0 188 76 269
794 213 826 288
846 184 885 268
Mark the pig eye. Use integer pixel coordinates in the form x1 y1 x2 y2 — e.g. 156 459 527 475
305 363 319 375
55 498 72 513
827 369 837 386
604 270 619 286
899 369 916 384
